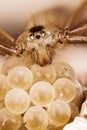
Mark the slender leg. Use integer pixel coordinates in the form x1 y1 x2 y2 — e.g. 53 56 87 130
0 45 16 55
69 24 87 35
59 24 87 44
66 35 87 44
65 1 87 30
0 28 16 55
64 25 87 44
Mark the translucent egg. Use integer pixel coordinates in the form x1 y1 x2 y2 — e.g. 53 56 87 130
0 107 22 130
30 81 55 106
31 64 56 84
47 100 71 127
0 73 11 101
7 66 33 90
23 106 49 130
5 88 30 115
53 62 76 81
53 78 76 103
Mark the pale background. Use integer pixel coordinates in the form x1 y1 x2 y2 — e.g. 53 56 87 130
0 0 84 36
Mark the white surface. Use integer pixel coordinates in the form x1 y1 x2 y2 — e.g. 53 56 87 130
63 117 87 130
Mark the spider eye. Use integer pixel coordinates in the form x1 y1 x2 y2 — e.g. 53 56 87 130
40 31 46 36
36 35 40 39
29 33 35 40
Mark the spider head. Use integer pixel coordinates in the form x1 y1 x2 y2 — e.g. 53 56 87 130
16 25 59 66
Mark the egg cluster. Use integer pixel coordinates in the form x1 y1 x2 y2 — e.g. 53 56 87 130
0 62 84 130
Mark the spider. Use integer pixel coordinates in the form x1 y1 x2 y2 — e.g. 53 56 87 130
0 1 87 73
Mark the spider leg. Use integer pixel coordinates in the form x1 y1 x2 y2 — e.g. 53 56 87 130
66 35 87 44
69 24 87 35
65 1 87 30
64 24 87 44
0 28 16 55
59 24 87 44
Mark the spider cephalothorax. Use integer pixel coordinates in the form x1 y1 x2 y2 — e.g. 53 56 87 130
15 24 60 66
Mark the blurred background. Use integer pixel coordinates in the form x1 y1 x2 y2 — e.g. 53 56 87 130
0 0 84 37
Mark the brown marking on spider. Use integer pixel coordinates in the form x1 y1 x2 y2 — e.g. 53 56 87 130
0 1 87 67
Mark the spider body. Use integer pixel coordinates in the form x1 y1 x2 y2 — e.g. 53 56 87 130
0 1 87 67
